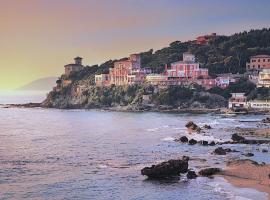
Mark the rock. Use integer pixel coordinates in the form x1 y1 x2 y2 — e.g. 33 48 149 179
262 117 270 123
200 141 208 146
179 136 188 143
199 168 221 177
262 149 268 153
203 124 212 129
185 121 201 132
231 133 245 142
214 147 226 155
187 170 197 179
209 141 216 146
188 139 197 145
244 153 254 157
141 157 189 178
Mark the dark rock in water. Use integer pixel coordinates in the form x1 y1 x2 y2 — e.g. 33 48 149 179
231 133 245 142
203 124 212 129
262 117 270 123
214 147 226 155
201 141 208 146
199 168 221 177
187 170 197 179
185 121 201 132
262 149 268 153
141 157 189 178
244 153 254 157
179 136 188 143
209 141 216 146
188 139 197 145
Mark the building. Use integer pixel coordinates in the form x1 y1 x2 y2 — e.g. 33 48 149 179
257 69 270 88
246 55 270 72
228 93 247 109
196 33 217 45
64 57 84 76
95 54 151 86
168 53 209 79
247 99 270 110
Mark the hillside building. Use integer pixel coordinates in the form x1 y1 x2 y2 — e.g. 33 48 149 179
257 69 270 88
228 93 247 109
196 33 217 45
64 57 84 76
246 55 270 72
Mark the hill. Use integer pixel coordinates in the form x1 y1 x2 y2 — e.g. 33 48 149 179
18 77 57 91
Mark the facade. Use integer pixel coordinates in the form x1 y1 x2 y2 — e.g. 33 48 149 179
64 57 84 76
257 69 270 88
196 33 217 45
168 53 209 79
247 100 270 110
95 54 151 86
246 55 270 72
228 93 247 109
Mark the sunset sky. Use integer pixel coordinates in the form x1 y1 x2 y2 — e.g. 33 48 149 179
1 0 270 90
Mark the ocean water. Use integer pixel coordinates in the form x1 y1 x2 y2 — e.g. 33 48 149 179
0 94 269 200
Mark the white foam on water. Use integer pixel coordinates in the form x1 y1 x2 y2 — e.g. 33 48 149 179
161 136 175 141
208 177 268 200
97 164 108 169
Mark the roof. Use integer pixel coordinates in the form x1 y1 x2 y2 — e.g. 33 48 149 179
74 57 83 60
250 55 270 58
64 64 83 67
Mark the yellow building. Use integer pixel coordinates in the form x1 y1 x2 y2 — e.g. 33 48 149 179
257 69 270 88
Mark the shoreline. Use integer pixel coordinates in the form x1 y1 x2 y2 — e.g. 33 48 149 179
220 160 270 197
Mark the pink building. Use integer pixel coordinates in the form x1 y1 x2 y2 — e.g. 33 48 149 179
196 33 217 45
167 53 209 79
246 55 270 72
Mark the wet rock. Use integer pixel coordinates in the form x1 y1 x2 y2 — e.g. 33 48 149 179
198 168 221 177
141 157 189 178
188 139 197 145
185 121 201 132
214 147 226 155
231 133 245 142
179 136 188 143
200 141 208 146
209 141 216 146
203 124 212 129
262 149 268 153
244 153 254 157
262 117 270 123
187 170 197 179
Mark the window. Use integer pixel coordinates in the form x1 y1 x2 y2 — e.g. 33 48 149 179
263 59 265 62
258 59 260 62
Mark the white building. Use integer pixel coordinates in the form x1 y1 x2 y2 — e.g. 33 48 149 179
257 69 270 88
247 100 270 110
228 93 247 109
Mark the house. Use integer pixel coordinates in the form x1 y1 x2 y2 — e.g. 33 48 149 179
246 55 270 73
95 54 151 86
228 93 247 109
196 33 217 45
64 57 84 76
247 99 270 110
168 53 209 79
257 69 270 88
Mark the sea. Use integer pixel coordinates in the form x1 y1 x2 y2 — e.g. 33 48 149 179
0 91 269 200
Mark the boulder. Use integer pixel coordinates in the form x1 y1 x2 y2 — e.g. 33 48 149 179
187 170 197 179
231 133 245 142
262 117 270 123
141 157 189 178
244 153 254 157
188 139 197 145
185 121 201 132
209 141 216 146
179 136 188 143
199 168 221 177
203 124 212 129
213 147 226 155
262 149 268 153
200 141 208 146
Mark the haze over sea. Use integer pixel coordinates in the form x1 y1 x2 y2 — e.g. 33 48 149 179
0 92 269 200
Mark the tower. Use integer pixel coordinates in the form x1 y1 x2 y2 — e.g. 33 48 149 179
74 57 83 65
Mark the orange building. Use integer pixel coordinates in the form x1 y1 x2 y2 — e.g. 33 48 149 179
246 55 270 72
196 33 217 45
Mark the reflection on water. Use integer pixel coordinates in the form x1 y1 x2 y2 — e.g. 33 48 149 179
0 107 269 199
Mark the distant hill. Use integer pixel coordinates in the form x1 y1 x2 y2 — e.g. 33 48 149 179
18 77 57 91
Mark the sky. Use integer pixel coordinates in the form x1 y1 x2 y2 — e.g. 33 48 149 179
0 0 270 90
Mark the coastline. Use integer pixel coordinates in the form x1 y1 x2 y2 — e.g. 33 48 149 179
220 160 270 197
